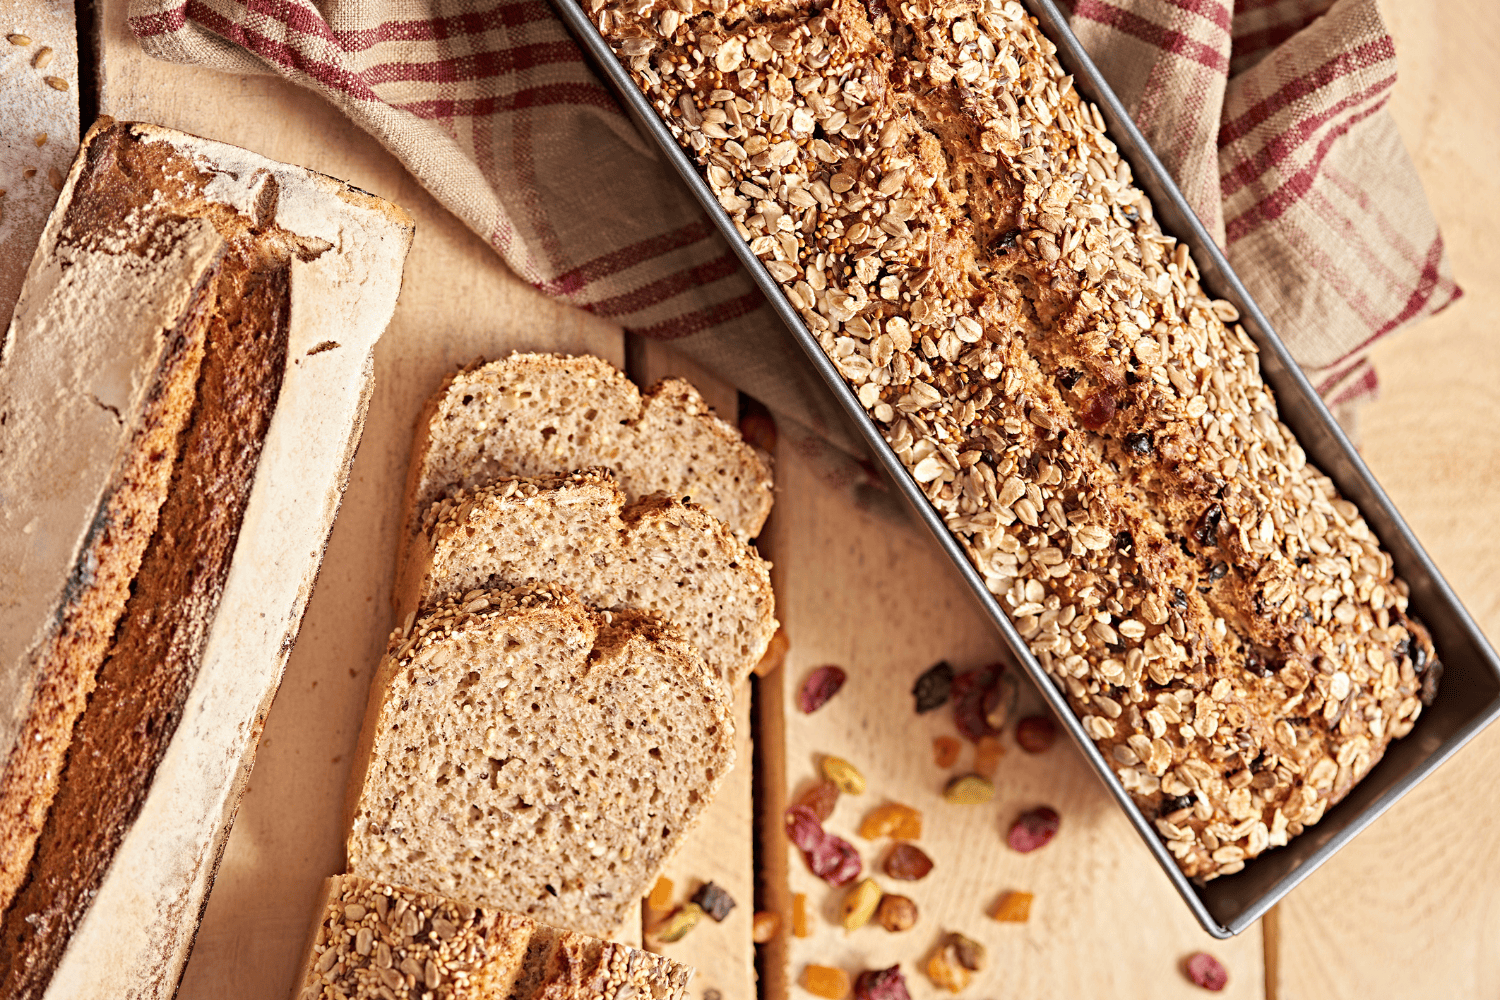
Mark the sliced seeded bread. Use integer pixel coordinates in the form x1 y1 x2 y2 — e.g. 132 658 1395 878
403 353 774 544
292 874 692 1000
345 584 734 938
396 469 776 691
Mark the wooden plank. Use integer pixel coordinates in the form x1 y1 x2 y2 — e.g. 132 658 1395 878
94 3 631 996
757 432 1267 999
1272 0 1500 995
630 337 758 1000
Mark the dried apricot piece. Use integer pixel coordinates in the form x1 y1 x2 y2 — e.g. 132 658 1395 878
840 878 883 930
973 735 1004 778
647 876 674 912
933 736 961 768
792 893 810 938
822 756 867 794
797 780 840 822
804 965 851 999
992 890 1034 923
752 910 781 943
858 802 923 840
883 843 934 881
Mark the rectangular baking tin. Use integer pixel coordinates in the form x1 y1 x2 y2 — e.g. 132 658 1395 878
554 0 1500 937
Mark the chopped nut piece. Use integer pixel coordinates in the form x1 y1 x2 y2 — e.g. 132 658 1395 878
654 902 703 942
792 893 811 938
647 875 674 912
947 932 986 971
822 756 867 794
932 736 961 768
925 943 971 993
803 965 851 999
883 842 934 880
692 881 736 922
840 878 883 930
992 890 1034 922
752 910 782 943
875 893 917 932
858 802 922 840
943 774 995 804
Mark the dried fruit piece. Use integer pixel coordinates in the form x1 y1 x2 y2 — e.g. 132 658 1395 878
792 894 810 937
933 736 961 767
786 804 862 885
952 663 1010 742
858 802 922 840
1016 715 1058 753
822 756 867 794
803 965 850 1000
752 910 781 943
883 843 933 881
655 903 703 942
924 943 971 993
943 774 995 804
797 780 840 822
786 805 825 852
647 876 675 912
982 672 1019 731
800 665 848 712
1008 807 1061 852
992 890 1034 922
973 735 1003 778
1186 952 1229 991
854 966 913 1000
875 893 917 932
912 660 954 713
692 881 736 922
840 878 883 930
946 932 986 971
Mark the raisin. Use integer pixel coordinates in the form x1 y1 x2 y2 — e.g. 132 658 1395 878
884 842 934 880
1244 650 1273 677
1414 643 1429 672
803 965 851 1000
1208 561 1228 581
692 881 736 922
855 965 913 1000
947 932 985 971
1393 633 1412 661
1079 388 1117 429
953 663 1008 742
912 660 955 713
995 228 1022 252
1161 793 1196 814
991 890 1033 922
754 627 790 677
933 735 961 768
1016 715 1058 753
752 910 781 942
797 780 840 822
982 673 1018 732
1185 952 1228 991
1056 367 1083 390
973 735 1003 778
1196 503 1223 545
875 894 918 932
858 802 923 840
1124 431 1154 455
800 665 847 713
1173 587 1189 608
1007 807 1060 852
1116 530 1134 552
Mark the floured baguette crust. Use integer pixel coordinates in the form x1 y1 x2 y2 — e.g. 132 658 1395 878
594 0 1439 880
399 468 776 690
402 353 773 547
0 119 413 999
291 874 692 1000
346 584 733 938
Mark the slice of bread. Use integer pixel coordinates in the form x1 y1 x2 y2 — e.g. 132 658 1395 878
397 469 776 691
403 354 773 544
345 584 733 938
291 874 691 1000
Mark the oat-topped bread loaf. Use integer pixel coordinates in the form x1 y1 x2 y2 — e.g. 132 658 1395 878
405 353 773 543
594 0 1440 879
0 119 411 998
346 584 733 936
293 874 692 1000
397 468 776 690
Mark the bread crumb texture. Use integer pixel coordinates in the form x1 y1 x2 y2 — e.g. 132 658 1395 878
594 0 1440 879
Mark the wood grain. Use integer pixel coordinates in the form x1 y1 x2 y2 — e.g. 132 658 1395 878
757 437 1266 999
1272 0 1500 996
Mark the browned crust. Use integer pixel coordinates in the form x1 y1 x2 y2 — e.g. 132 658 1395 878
0 252 291 999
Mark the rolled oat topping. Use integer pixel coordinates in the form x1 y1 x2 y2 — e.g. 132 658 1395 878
594 0 1438 880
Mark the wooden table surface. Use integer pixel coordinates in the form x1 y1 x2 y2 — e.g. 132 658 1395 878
44 0 1500 994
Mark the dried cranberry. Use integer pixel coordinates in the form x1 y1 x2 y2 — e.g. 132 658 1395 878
953 663 1007 743
810 833 863 886
785 805 825 852
1160 793 1195 814
1195 504 1223 546
796 781 840 822
1080 389 1117 429
1208 561 1228 581
1015 715 1058 753
912 660 954 714
800 666 848 713
854 966 912 1000
1007 807 1060 853
1124 432 1153 455
1185 952 1228 991
883 842 934 881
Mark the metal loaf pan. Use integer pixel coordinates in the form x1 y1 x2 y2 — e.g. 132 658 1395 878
553 0 1500 937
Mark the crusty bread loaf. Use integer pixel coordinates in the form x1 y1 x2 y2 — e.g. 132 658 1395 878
403 353 773 544
398 468 776 690
292 874 691 1000
346 584 733 937
596 0 1439 880
0 119 412 999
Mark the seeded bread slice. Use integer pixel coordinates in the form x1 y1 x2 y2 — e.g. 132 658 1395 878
345 584 734 938
290 874 691 1000
403 353 773 544
397 469 776 691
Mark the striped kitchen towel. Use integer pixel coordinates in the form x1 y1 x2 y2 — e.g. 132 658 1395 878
128 0 1458 441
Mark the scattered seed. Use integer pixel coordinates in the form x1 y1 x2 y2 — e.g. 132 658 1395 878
44 76 68 91
7 33 30 45
1185 952 1229 991
752 910 782 943
857 802 922 840
943 774 995 805
912 660 954 713
840 877 883 930
854 965 912 1000
1008 807 1061 852
1016 715 1058 753
992 890 1034 922
754 627 789 677
647 875 674 912
803 965 851 999
692 881 736 922
33 45 53 68
883 842 934 880
932 736 961 768
47 167 62 191
655 902 703 942
800 665 847 712
822 756 866 794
